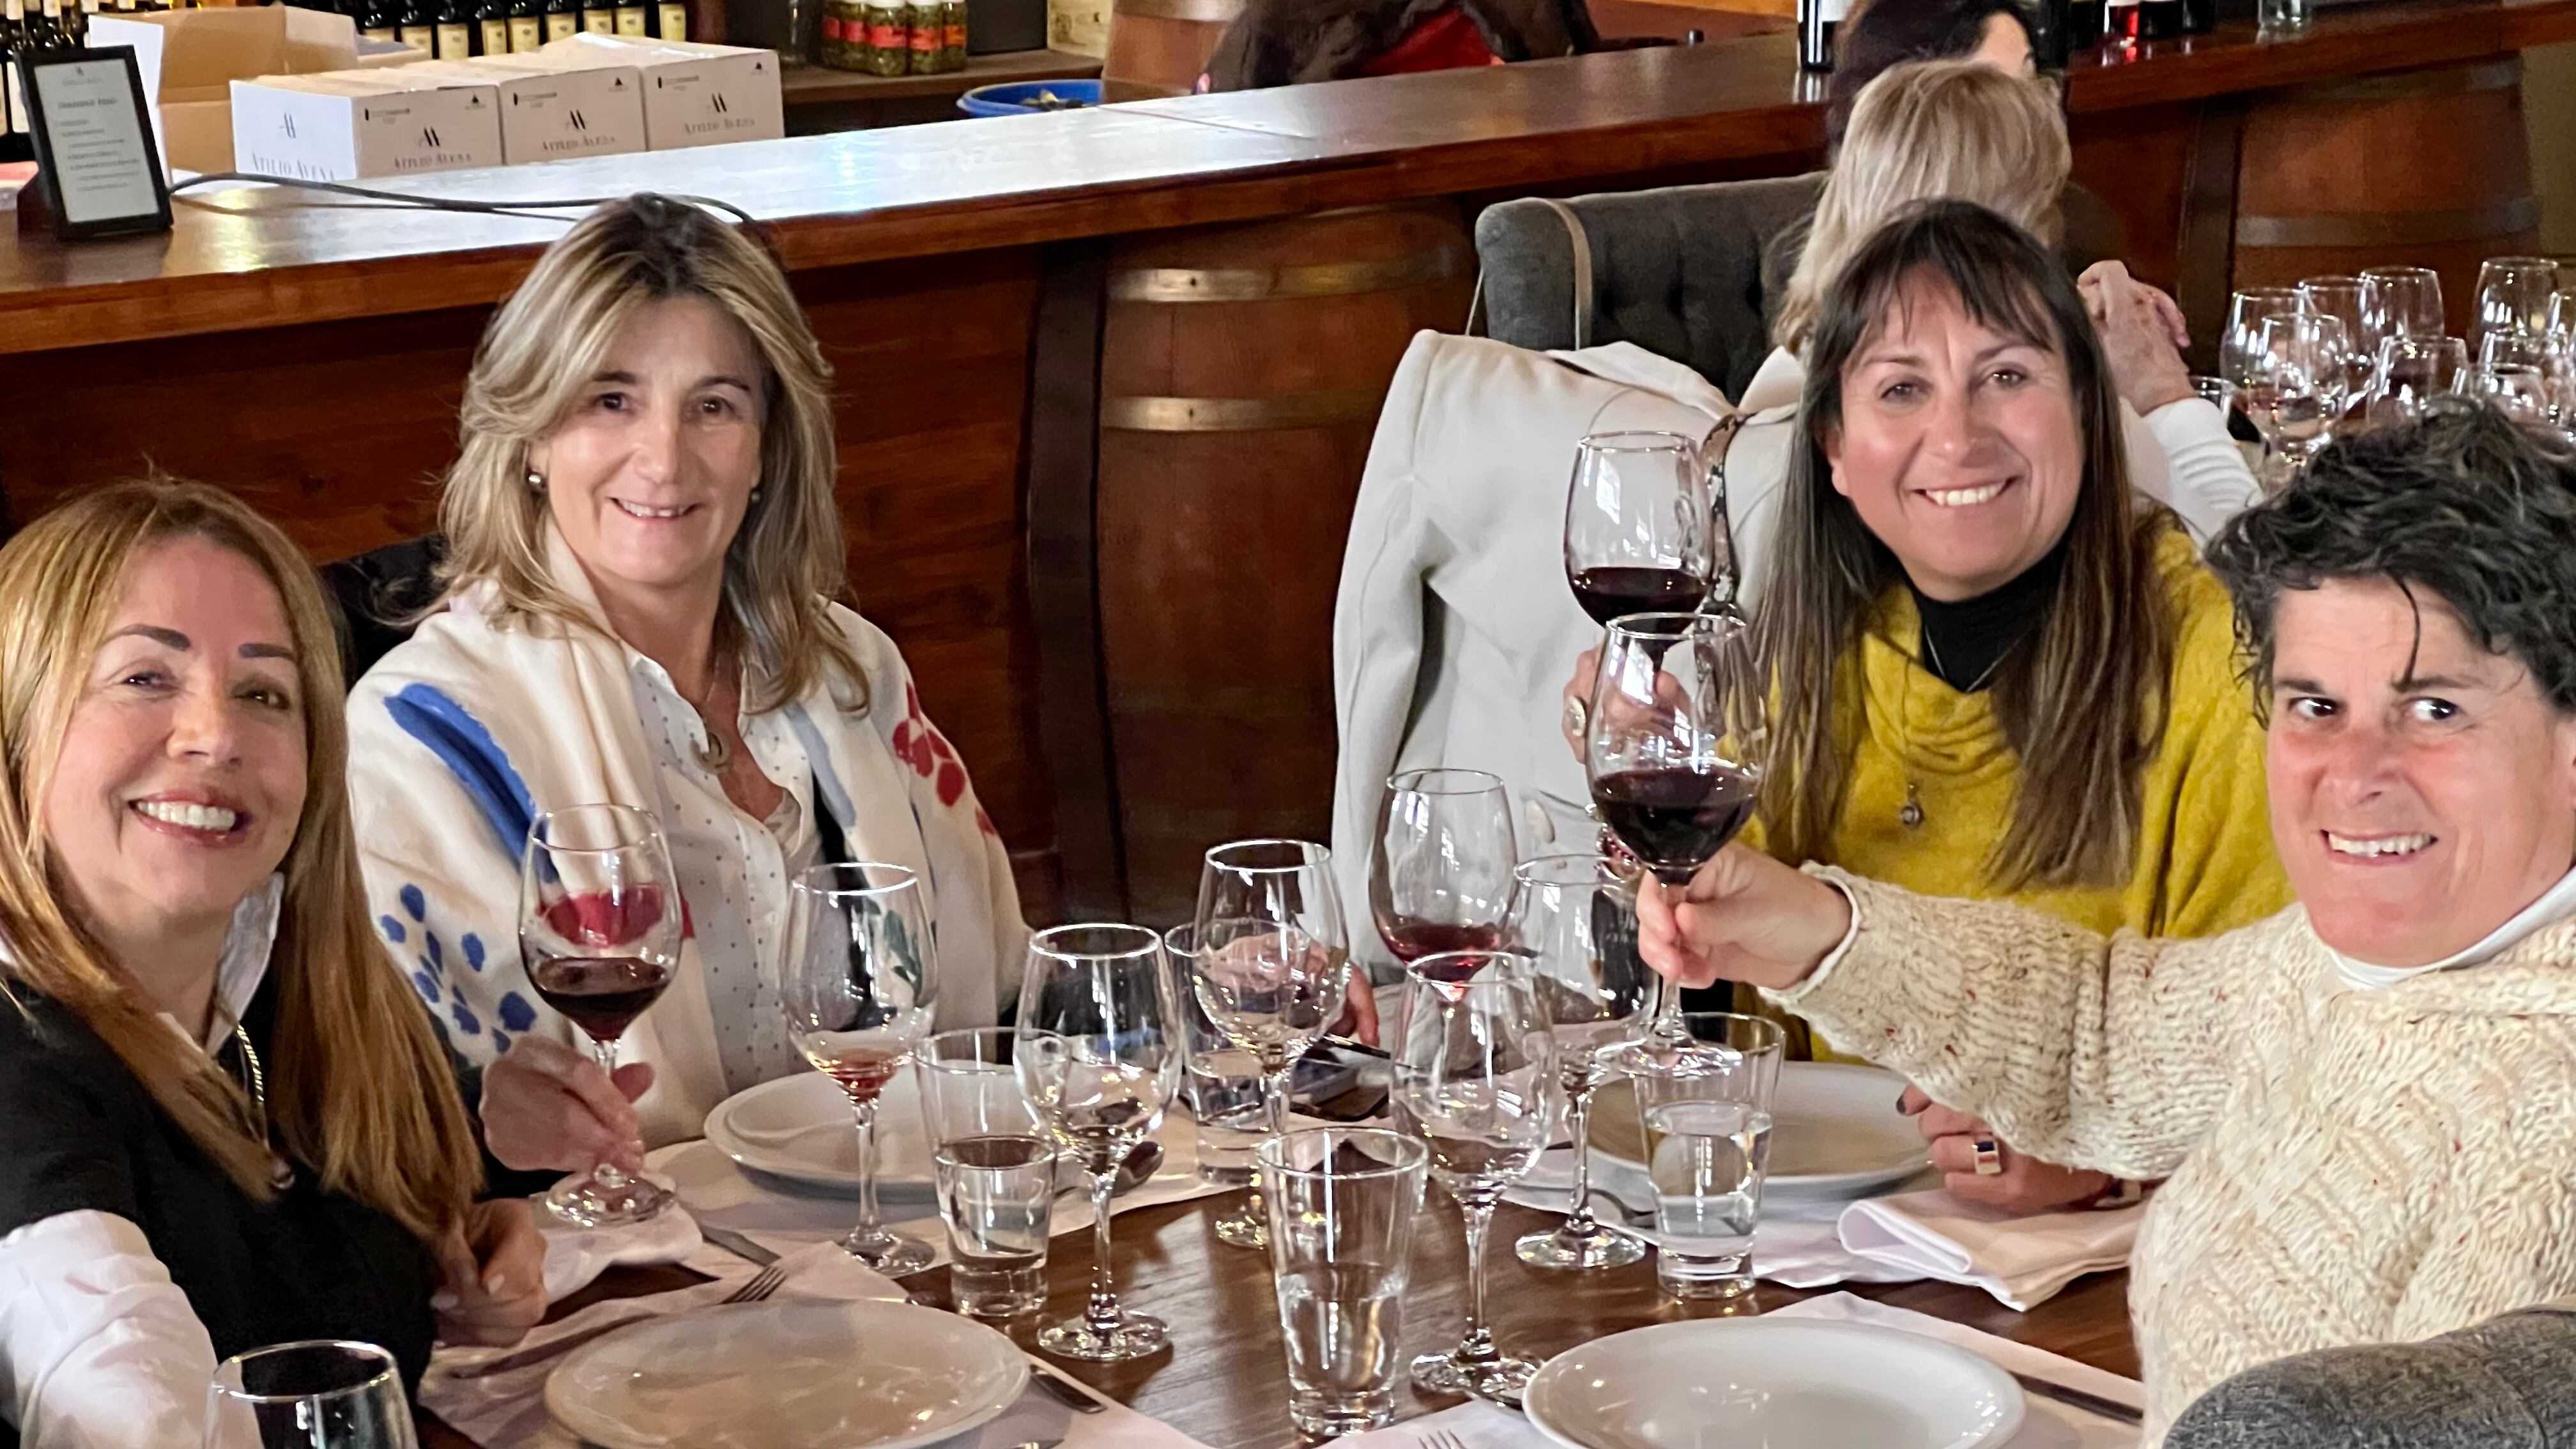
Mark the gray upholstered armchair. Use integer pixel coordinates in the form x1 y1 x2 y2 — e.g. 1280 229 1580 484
2165 1304 2576 1449
1472 172 1824 400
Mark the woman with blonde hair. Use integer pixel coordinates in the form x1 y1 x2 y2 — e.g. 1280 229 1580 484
0 481 540 1446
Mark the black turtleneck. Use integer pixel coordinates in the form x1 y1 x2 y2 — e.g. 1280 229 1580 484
1908 540 2067 693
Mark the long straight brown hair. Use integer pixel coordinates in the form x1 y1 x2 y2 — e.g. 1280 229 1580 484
1759 201 2175 889
0 482 480 1239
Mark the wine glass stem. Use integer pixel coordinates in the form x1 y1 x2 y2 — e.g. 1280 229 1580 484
1562 1080 1599 1234
1459 1199 1499 1363
847 1101 884 1237
1083 1171 1123 1335
1651 970 1686 1042
590 1037 636 1191
1264 1062 1294 1140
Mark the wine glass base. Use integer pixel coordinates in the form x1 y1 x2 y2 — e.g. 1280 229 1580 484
1409 1348 1540 1399
1211 1189 1266 1248
839 1227 937 1275
1515 1221 1646 1271
546 1172 673 1228
1038 1311 1169 1363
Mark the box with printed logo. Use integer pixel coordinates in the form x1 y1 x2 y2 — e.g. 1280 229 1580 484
517 32 779 151
229 69 502 181
407 58 645 164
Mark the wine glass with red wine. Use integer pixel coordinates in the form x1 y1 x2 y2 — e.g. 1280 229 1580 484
1370 767 1515 965
1562 431 1720 627
777 861 942 1273
1584 611 1767 1042
519 802 684 1227
1191 839 1351 1250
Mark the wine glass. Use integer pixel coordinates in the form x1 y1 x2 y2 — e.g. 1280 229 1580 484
2359 266 2446 351
2363 334 2470 427
2297 275 2373 400
1585 610 1765 1044
2222 288 2307 395
2473 329 2557 425
1015 923 1182 1361
1370 768 1516 964
205 1342 417 1449
2473 256 2561 351
520 802 682 1228
776 861 940 1273
1509 852 1653 1271
1390 950 1556 1400
2244 312 2352 484
1563 431 1719 628
1191 838 1352 1250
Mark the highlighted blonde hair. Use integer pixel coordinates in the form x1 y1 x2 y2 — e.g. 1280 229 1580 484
1776 57 2069 353
0 481 480 1239
436 194 860 711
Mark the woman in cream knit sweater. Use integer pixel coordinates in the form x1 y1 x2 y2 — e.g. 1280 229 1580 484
1635 402 2576 1444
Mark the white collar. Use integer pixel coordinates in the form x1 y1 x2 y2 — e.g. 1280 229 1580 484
0 875 283 1054
2331 862 2576 991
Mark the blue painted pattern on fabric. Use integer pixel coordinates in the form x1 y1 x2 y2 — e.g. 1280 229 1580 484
385 683 539 857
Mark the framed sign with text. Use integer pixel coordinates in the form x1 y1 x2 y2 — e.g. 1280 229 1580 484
22 45 171 241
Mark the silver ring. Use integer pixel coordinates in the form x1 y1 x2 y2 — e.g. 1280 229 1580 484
1563 694 1588 739
1970 1138 2004 1176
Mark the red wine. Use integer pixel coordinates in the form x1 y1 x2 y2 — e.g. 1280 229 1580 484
806 1045 903 1107
1568 567 1708 629
1591 765 1759 886
1378 919 1505 964
528 954 673 1043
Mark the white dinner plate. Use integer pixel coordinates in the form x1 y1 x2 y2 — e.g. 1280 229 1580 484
1592 1060 1929 1201
545 1300 1028 1449
703 1069 938 1199
1525 1319 2023 1449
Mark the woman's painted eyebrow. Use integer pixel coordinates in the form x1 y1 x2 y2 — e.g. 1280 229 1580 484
103 625 294 661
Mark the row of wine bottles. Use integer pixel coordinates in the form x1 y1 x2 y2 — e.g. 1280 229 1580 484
0 0 116 162
327 0 691 61
1798 0 2217 72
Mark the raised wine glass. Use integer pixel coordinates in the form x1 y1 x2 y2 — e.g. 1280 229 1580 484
1370 767 1516 965
1563 431 1718 628
2473 256 2561 351
2245 312 2352 484
2358 266 2446 351
520 802 682 1228
2363 333 2470 427
776 861 940 1273
1016 923 1183 1361
1392 949 1556 1400
1586 610 1766 1045
1509 852 1653 1271
1192 838 1351 1250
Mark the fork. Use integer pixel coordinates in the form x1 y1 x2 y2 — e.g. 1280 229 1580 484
1416 1430 1470 1449
450 1261 790 1380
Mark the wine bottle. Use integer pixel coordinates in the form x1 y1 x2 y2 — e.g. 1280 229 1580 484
580 0 615 34
648 0 683 37
434 0 473 57
1796 0 1840 70
0 0 29 166
2066 0 2104 48
358 0 395 41
2026 0 2069 69
2136 0 2182 35
507 0 539 49
2177 0 2214 29
29 0 63 49
72 0 94 46
475 0 508 52
397 0 434 50
2104 0 2139 40
544 0 576 40
612 0 643 34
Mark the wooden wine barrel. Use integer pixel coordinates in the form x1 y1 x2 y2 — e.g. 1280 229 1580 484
2232 57 2541 337
1096 203 1475 923
1101 0 1240 97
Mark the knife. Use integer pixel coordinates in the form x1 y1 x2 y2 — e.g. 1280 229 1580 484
2011 1370 2144 1425
1023 1354 1108 1414
700 1224 782 1267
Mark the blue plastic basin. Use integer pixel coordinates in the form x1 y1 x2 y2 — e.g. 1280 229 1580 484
956 77 1103 116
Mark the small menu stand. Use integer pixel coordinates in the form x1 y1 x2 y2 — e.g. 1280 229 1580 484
18 45 171 241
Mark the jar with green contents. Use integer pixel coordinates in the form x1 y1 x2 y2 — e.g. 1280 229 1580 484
937 0 965 70
822 0 867 68
863 0 909 74
905 0 939 72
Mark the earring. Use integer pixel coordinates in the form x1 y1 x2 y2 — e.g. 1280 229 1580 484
749 487 762 502
525 467 546 492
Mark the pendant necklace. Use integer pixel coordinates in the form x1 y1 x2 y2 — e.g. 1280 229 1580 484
229 1022 296 1190
1901 629 2012 831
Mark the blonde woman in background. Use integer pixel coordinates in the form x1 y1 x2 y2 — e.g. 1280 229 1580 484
0 482 539 1448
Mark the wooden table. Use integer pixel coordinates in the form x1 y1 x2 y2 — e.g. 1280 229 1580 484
421 1195 2135 1448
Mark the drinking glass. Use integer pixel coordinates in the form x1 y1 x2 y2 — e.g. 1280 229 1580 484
2221 288 2306 394
1016 923 1182 1361
519 802 682 1228
1627 1012 1786 1301
2244 312 2352 483
1585 610 1766 1044
776 861 940 1273
1161 923 1268 1199
1391 951 1556 1399
1191 838 1352 1250
2359 266 2446 350
2255 0 2306 33
2187 373 2237 422
2474 256 2561 350
1259 1128 1430 1438
205 1341 417 1449
920 1028 1054 1317
1510 852 1653 1271
2364 334 2471 426
1370 767 1516 965
1562 431 1719 628
2296 275 2373 398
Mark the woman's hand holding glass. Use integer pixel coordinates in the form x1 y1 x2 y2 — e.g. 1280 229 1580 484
1630 843 1854 996
476 1033 652 1176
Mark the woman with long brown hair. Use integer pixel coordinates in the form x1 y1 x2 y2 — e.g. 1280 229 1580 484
0 481 539 1446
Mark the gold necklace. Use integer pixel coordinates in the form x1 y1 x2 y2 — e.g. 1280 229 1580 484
1899 629 2012 831
229 1022 295 1190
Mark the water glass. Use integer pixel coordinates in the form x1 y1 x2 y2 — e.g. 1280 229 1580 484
2359 266 2446 349
2255 0 2306 31
1511 852 1653 1272
1259 1128 1429 1439
2474 256 2561 350
933 1135 1055 1318
205 1341 418 1449
1623 1012 1785 1301
2364 334 2470 426
1162 923 1269 1193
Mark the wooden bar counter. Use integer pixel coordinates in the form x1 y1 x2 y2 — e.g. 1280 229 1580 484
1 0 2568 920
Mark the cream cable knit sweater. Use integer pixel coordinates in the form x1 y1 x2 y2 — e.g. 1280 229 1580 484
1776 870 2576 1446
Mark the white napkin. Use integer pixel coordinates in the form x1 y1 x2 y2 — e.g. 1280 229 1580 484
533 1190 704 1301
420 1239 907 1448
1835 1190 2142 1312
1321 1292 2142 1449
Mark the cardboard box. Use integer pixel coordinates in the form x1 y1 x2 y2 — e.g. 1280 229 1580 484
409 57 647 164
512 32 779 150
229 68 502 180
89 6 422 177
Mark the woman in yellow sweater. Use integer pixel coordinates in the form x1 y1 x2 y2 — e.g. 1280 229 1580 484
1568 200 2289 1211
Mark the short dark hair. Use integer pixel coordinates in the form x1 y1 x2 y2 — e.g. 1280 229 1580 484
2206 401 2576 716
1827 0 2031 141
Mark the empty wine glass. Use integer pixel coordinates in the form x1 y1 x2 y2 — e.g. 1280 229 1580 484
2297 275 2373 399
1510 852 1653 1271
2222 288 2307 395
1586 610 1766 1044
1563 431 1719 628
1391 950 1556 1400
2473 256 2561 351
2359 266 2446 351
1192 839 1351 1250
2364 334 2470 427
520 803 682 1228
2474 328 2557 425
1371 768 1517 966
2244 312 2352 484
1016 923 1183 1361
777 861 940 1273
205 1342 417 1449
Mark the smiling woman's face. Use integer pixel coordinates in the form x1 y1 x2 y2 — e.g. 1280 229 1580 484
1823 273 2086 602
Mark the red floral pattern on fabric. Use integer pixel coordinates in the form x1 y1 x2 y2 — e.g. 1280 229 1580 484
891 678 994 828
